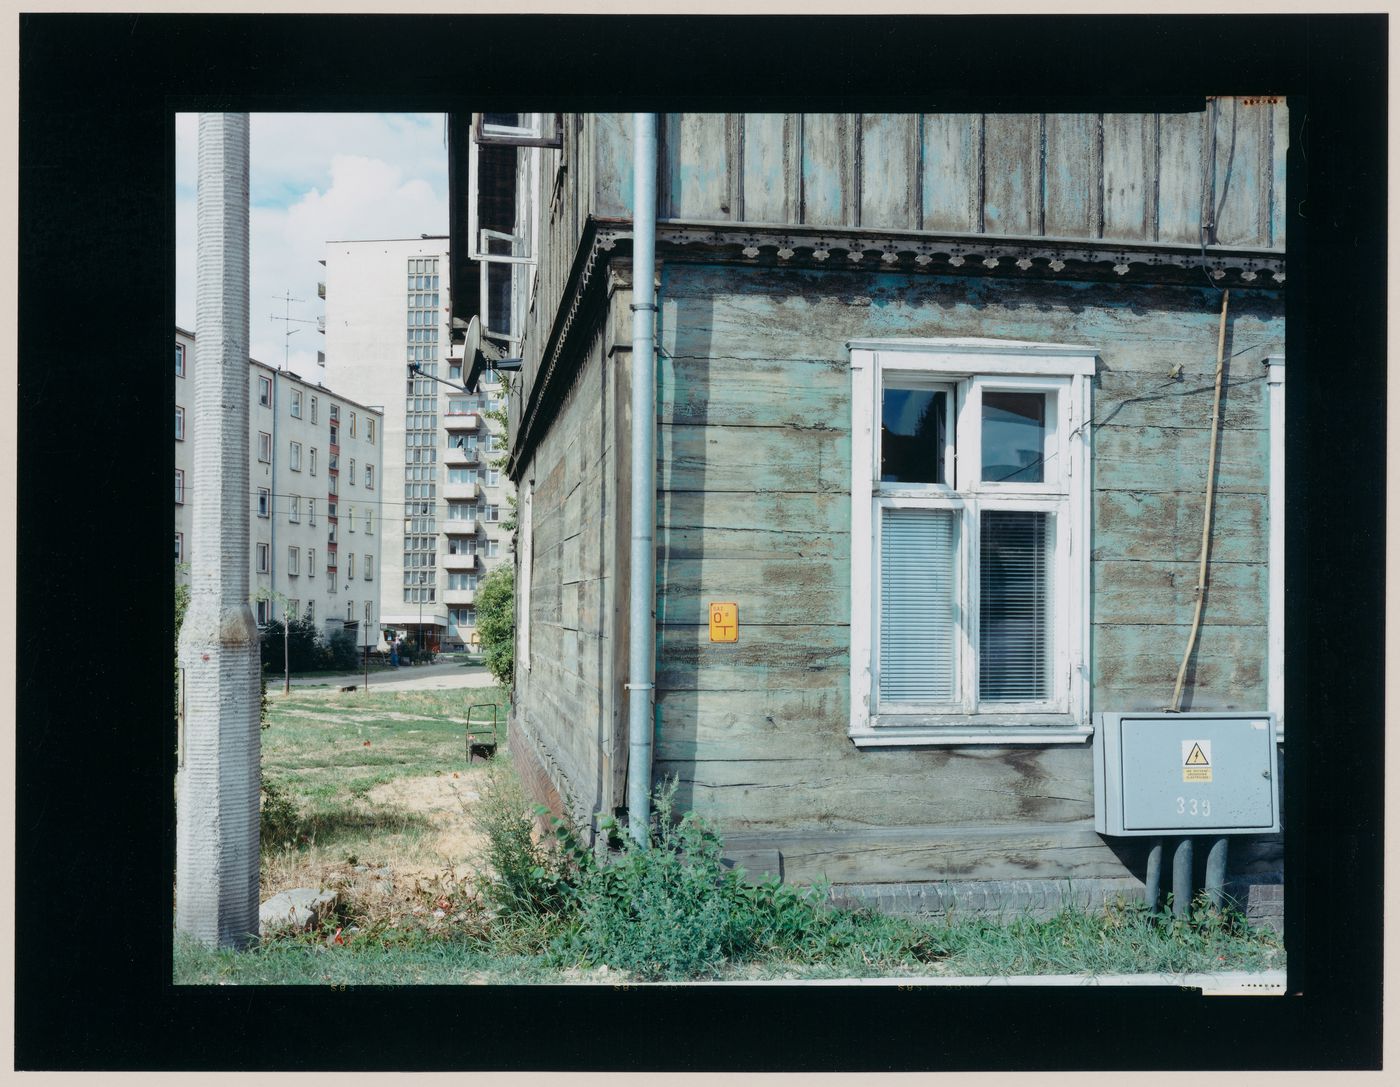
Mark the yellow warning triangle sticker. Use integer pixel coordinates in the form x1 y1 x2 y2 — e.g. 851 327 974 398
1185 743 1210 766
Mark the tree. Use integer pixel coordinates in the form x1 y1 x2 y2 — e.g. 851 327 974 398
476 564 515 686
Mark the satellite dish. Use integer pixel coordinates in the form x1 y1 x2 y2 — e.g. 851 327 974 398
463 314 523 393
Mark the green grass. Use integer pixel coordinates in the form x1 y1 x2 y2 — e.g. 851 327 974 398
179 689 1282 986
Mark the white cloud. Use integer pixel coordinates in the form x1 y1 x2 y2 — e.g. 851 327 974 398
176 113 448 375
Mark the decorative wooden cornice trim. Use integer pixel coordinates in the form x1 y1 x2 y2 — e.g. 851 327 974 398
654 218 1286 287
507 214 1285 477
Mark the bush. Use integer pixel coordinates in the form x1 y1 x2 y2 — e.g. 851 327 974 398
473 765 573 917
259 616 326 673
260 776 300 849
325 631 361 672
476 565 515 686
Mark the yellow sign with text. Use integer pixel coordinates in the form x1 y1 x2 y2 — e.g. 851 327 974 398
709 602 738 643
1182 740 1213 783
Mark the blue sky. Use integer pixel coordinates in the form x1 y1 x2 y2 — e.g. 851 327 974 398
175 113 449 375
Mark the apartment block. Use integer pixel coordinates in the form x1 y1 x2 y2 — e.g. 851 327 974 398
320 237 512 652
175 326 385 645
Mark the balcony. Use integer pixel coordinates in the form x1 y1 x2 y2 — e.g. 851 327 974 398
443 551 478 571
444 412 480 432
443 480 479 501
443 445 478 467
444 588 477 606
442 518 480 536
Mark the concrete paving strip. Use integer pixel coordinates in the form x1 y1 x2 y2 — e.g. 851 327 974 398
283 661 499 692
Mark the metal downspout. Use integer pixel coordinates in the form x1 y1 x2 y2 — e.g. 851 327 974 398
626 113 658 846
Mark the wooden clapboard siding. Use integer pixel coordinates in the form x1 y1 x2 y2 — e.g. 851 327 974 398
661 113 734 220
1094 622 1267 709
513 320 620 829
981 113 1043 235
1210 96 1271 247
1093 490 1267 565
1156 110 1208 243
799 113 855 227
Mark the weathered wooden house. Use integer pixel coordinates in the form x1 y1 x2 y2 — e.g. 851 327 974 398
447 104 1287 918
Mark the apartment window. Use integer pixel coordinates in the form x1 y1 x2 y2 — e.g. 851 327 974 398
308 548 317 577
330 404 340 422
487 540 500 558
348 508 356 533
290 441 302 471
291 390 303 419
288 546 300 575
347 554 356 579
346 602 355 623
349 459 356 485
310 448 318 476
289 495 300 523
290 598 300 617
257 542 270 573
329 475 338 496
483 504 500 523
258 375 271 407
309 498 317 525
368 418 376 445
449 572 478 590
175 406 185 441
175 469 185 505
365 510 374 535
365 555 374 581
258 431 272 462
365 465 374 490
486 468 500 487
848 341 1093 746
306 600 315 621
257 488 270 517
175 342 186 377
330 423 339 446
447 501 470 521
256 599 269 625
349 411 357 437
311 396 318 423
328 501 337 519
328 523 337 544
175 532 183 562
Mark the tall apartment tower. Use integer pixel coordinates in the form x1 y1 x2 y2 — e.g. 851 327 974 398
321 237 511 652
176 327 384 645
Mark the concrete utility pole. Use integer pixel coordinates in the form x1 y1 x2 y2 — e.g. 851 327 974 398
176 112 261 948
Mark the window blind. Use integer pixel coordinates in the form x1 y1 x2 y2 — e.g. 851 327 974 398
879 507 957 703
979 510 1050 701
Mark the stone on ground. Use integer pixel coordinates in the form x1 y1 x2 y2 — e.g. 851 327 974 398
259 888 339 938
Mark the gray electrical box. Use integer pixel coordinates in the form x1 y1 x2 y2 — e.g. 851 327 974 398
1094 711 1279 837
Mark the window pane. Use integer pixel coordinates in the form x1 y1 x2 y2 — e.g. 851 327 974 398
879 508 957 703
979 510 1050 702
981 392 1046 483
880 388 946 484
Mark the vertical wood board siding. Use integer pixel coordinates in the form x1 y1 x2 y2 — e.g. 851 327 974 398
800 113 855 227
981 113 1043 235
920 114 981 232
742 113 798 223
858 114 921 229
1043 114 1102 238
1101 113 1157 240
662 113 732 220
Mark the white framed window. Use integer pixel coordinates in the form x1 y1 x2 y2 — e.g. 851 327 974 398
308 548 317 577
306 600 315 621
368 417 376 445
849 339 1095 747
310 448 318 476
487 539 500 558
174 469 184 505
290 598 300 616
289 495 300 523
347 554 356 579
330 403 340 422
329 475 338 496
175 406 185 441
365 510 374 535
175 342 186 377
256 542 270 573
348 508 356 533
175 532 183 562
365 465 374 490
256 598 269 625
311 396 318 424
288 546 300 575
349 411 357 438
349 459 356 485
290 441 302 471
309 498 316 526
291 390 303 419
257 488 270 518
365 555 374 581
258 375 271 407
258 431 272 462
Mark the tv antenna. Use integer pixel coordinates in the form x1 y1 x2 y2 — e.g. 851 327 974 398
269 291 317 371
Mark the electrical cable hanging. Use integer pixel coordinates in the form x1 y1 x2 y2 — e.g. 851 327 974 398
1169 288 1230 712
